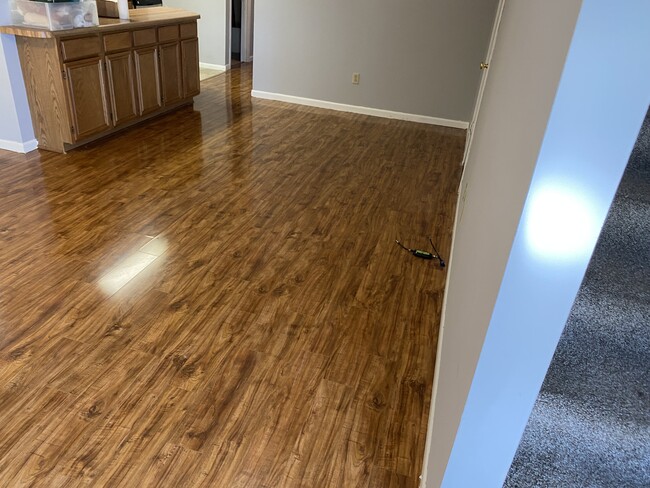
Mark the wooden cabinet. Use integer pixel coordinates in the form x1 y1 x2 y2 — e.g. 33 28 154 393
6 16 200 153
64 57 112 140
134 47 162 116
105 51 139 127
181 38 200 98
159 42 183 106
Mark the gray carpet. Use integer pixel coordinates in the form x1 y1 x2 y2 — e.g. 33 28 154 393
504 108 650 488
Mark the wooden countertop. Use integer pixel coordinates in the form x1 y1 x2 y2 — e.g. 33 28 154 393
0 7 199 39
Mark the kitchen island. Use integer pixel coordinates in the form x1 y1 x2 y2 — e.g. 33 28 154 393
0 7 201 153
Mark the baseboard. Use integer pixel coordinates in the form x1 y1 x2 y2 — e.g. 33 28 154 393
199 62 227 72
250 90 469 129
0 138 38 154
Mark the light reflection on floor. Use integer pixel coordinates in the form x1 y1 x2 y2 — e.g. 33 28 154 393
98 236 168 296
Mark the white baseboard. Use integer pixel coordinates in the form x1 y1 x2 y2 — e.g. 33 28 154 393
250 90 469 129
0 138 38 154
24 139 38 152
199 62 227 72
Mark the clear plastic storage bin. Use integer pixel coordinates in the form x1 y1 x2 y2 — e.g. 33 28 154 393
10 0 99 31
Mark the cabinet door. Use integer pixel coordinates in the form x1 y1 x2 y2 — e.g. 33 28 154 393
181 38 200 98
64 57 112 141
134 46 162 116
159 42 183 106
105 51 138 127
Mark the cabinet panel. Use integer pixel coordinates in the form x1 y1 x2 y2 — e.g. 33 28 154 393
16 36 73 152
133 28 157 47
106 51 138 126
158 25 179 43
64 57 111 141
180 22 197 40
60 36 101 62
104 32 132 53
159 42 182 105
134 46 162 116
181 38 200 98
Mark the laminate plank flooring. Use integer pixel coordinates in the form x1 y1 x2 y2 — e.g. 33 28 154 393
0 64 465 487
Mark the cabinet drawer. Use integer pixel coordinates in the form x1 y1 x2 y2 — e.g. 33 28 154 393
60 36 101 62
158 25 179 43
133 28 157 46
103 32 132 53
180 22 197 39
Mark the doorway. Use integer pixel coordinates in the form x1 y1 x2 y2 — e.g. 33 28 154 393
230 0 254 65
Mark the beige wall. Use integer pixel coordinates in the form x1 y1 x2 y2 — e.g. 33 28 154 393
252 0 499 123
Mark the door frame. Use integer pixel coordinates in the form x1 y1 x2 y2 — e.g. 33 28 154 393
240 0 254 62
225 0 231 69
226 0 254 64
461 0 507 167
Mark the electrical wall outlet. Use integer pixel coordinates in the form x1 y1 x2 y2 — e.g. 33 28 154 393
352 73 360 85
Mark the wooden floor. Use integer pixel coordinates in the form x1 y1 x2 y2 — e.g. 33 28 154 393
0 64 464 487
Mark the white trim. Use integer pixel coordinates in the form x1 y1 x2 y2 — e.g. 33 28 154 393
0 138 38 154
199 62 227 72
463 0 507 166
462 127 472 167
240 0 254 63
226 0 232 71
251 90 469 129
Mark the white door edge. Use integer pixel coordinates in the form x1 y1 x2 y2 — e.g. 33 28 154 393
462 0 507 167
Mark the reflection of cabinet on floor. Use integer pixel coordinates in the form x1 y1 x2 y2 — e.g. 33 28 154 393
12 19 200 153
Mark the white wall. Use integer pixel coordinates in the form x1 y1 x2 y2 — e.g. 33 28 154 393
252 0 499 124
0 4 36 153
164 0 229 69
423 0 650 486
